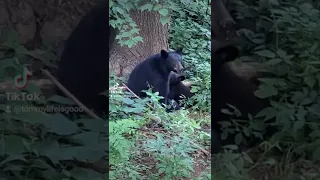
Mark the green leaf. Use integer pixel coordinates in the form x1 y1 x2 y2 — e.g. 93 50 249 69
120 97 134 105
293 119 305 132
254 84 278 98
140 4 153 11
76 118 107 133
221 108 233 115
43 114 80 135
254 49 276 58
276 49 287 58
159 9 169 16
269 0 279 5
109 0 114 8
131 36 143 43
258 78 280 86
71 132 100 146
293 108 306 132
221 130 228 140
5 110 51 124
32 139 59 159
313 146 320 160
256 107 277 121
276 109 295 128
267 58 282 65
160 16 170 25
304 76 316 88
45 146 106 163
153 4 162 11
309 130 320 138
225 162 239 176
223 145 238 150
243 127 251 137
235 133 243 145
1 135 29 155
262 158 277 165
114 7 125 15
250 121 265 131
309 61 320 65
0 155 27 167
242 152 254 164
69 167 106 180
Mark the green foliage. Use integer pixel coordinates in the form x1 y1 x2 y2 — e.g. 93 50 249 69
143 134 196 179
169 0 211 112
109 0 172 47
109 0 209 48
0 0 212 179
0 28 109 179
109 119 139 165
109 74 211 179
213 0 320 179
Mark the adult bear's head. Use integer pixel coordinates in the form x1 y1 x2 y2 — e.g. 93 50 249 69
160 48 184 74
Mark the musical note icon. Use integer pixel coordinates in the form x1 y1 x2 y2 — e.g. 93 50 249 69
13 65 32 89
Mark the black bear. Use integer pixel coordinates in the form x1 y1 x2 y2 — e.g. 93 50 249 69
127 49 183 111
167 72 194 109
56 1 109 115
211 45 271 154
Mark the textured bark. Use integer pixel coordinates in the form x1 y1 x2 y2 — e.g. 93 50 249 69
0 0 96 48
109 10 169 77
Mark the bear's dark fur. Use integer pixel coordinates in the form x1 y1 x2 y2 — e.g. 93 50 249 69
211 45 270 154
127 49 184 109
56 1 109 114
167 72 194 109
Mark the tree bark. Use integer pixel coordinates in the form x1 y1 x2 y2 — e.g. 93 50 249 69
109 10 169 77
0 0 96 49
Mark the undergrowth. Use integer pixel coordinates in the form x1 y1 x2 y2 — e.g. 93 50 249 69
212 1 320 180
0 0 212 180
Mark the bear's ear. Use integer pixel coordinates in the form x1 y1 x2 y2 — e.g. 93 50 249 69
161 50 169 58
175 48 183 55
212 45 239 66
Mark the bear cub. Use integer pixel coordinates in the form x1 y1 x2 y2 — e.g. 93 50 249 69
167 72 194 110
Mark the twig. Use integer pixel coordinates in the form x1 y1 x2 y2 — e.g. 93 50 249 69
121 83 162 124
121 83 154 110
41 68 102 120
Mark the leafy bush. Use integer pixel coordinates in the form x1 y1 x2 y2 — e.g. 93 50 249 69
169 1 211 112
213 1 320 179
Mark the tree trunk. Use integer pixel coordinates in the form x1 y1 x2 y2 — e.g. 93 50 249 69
109 10 169 77
0 0 96 49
